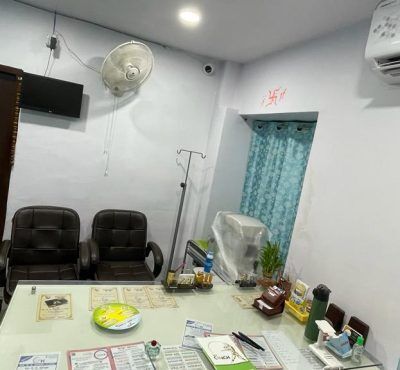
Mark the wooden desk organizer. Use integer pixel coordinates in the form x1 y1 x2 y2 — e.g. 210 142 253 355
253 286 286 316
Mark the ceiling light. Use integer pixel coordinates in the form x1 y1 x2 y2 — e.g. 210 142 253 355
179 8 201 27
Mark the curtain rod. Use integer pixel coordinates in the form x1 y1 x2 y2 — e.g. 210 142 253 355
254 120 317 123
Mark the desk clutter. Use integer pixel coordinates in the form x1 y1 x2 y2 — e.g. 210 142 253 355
24 281 374 370
33 286 178 323
17 324 325 370
164 250 215 290
229 277 372 369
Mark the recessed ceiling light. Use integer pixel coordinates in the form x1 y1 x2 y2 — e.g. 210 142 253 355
179 8 201 27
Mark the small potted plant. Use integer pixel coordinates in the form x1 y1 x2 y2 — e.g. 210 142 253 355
258 241 283 288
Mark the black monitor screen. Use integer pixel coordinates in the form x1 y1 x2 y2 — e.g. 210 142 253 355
21 73 83 118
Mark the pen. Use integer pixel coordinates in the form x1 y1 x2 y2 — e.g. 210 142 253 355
238 332 265 351
232 332 265 352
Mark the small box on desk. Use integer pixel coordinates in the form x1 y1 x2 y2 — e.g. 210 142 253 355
284 300 309 323
253 286 285 317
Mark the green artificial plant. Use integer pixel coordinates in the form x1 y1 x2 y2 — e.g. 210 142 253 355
260 241 283 278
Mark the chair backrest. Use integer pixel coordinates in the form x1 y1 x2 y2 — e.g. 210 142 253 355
92 209 147 262
10 206 80 265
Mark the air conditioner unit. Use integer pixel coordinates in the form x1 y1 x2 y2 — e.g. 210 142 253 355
365 0 400 83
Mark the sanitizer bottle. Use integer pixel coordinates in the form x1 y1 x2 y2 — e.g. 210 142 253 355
351 336 364 364
204 250 214 273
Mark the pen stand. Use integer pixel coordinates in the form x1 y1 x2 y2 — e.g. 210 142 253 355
194 270 213 290
253 286 285 317
164 271 196 291
235 273 257 288
163 270 212 291
285 300 310 323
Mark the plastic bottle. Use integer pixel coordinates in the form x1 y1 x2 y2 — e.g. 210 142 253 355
145 340 161 360
304 284 331 342
351 336 364 364
204 250 214 273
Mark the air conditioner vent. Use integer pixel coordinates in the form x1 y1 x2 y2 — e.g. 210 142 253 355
382 68 400 76
375 56 400 66
365 0 400 83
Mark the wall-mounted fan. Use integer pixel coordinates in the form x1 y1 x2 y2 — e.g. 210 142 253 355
101 41 154 96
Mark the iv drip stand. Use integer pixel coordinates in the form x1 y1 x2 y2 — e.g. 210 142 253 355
166 149 206 276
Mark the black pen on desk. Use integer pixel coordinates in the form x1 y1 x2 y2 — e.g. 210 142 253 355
238 332 265 351
231 332 259 351
232 332 264 351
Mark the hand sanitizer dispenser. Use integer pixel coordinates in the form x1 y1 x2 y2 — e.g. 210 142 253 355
309 320 344 369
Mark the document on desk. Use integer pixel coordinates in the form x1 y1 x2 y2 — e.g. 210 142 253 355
17 352 59 370
182 319 213 350
122 287 153 309
163 345 209 370
237 336 282 370
67 342 153 370
232 293 260 309
37 294 72 321
68 347 112 370
89 287 120 310
123 286 178 309
110 343 154 370
146 286 178 308
262 331 324 370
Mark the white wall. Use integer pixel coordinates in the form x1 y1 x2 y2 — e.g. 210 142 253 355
192 61 252 238
0 0 224 274
237 21 400 368
201 108 251 237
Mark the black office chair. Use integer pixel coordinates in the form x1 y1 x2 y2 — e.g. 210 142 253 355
0 206 90 303
88 209 163 281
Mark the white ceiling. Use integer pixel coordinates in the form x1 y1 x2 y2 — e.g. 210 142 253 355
18 0 378 63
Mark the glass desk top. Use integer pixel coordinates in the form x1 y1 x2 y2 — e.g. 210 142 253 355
0 281 382 369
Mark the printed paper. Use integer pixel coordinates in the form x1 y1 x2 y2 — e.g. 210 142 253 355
37 294 72 321
123 286 177 309
90 287 119 310
68 342 153 370
17 352 59 370
163 345 208 370
232 293 260 309
182 319 213 350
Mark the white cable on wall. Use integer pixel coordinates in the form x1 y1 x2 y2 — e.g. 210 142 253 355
104 96 119 176
55 31 100 74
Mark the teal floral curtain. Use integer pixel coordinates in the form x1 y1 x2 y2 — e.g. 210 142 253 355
240 121 316 263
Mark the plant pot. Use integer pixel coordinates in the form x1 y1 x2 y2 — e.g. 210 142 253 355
257 274 276 288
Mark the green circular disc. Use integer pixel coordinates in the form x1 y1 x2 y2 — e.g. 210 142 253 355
93 303 141 331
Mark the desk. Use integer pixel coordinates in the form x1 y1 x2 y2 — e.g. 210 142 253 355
0 281 382 369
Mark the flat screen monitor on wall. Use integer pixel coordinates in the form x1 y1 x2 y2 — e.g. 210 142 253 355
21 73 83 118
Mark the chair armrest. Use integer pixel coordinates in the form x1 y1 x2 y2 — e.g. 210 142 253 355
0 240 11 271
78 242 90 271
0 240 11 287
87 239 100 265
146 241 164 278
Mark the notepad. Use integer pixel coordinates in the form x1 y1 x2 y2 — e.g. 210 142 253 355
197 335 256 370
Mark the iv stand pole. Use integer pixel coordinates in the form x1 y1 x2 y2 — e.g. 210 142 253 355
166 149 206 276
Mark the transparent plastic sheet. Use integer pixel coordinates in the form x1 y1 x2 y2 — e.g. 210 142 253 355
209 211 271 284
